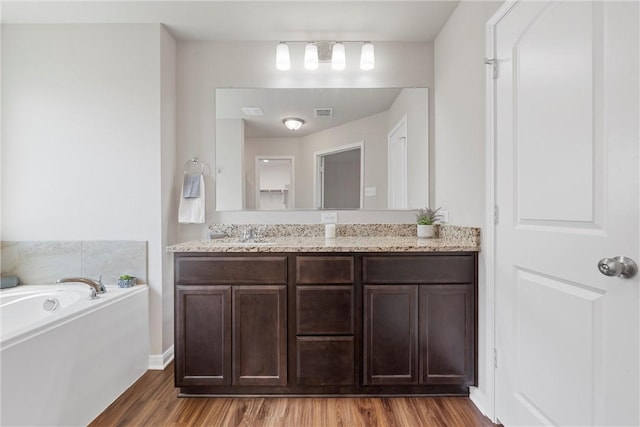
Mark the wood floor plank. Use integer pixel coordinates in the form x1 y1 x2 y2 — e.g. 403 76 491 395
90 363 495 426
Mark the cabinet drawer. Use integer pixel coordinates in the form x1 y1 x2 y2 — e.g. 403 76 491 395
296 286 354 335
363 255 474 284
176 256 288 285
296 336 354 386
296 256 354 284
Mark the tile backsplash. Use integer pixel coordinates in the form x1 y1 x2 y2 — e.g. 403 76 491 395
209 223 481 245
0 241 147 286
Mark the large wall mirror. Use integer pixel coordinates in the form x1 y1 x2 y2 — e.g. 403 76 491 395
215 87 429 211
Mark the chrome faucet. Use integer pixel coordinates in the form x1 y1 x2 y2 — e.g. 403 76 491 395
57 276 106 300
242 226 255 242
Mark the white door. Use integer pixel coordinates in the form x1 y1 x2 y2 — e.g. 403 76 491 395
388 117 408 209
494 1 639 426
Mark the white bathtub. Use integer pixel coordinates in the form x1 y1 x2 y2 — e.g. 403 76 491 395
0 284 149 426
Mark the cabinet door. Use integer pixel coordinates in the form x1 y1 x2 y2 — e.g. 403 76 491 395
420 284 475 385
175 285 231 386
363 285 418 385
232 285 287 386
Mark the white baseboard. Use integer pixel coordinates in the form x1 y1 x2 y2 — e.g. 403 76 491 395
148 345 174 370
470 387 495 423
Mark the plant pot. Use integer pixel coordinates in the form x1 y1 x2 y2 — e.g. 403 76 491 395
417 224 436 238
118 277 136 288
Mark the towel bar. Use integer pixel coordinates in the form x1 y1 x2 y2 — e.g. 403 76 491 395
184 158 204 174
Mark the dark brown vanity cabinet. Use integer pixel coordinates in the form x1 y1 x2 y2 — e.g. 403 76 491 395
174 251 477 395
363 255 476 387
174 255 288 388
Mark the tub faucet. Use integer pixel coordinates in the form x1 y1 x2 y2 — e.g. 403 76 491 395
57 276 106 296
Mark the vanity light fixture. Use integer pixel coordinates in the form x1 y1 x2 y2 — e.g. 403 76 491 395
360 42 375 71
331 42 346 71
283 117 305 131
275 41 375 71
304 43 319 71
276 42 291 71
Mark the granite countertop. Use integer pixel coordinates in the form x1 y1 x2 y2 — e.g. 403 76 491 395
167 224 480 253
166 235 479 253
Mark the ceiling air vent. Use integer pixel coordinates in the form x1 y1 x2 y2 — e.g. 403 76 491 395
241 107 264 116
314 108 334 118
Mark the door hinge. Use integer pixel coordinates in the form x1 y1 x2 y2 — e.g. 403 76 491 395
484 58 497 79
494 348 498 368
494 205 499 224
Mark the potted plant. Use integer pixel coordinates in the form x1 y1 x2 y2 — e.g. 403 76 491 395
416 207 442 238
118 274 137 288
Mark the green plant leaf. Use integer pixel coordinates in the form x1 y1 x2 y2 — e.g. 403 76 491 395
416 207 442 225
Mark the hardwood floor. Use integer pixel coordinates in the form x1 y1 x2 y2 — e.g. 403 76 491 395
90 363 494 426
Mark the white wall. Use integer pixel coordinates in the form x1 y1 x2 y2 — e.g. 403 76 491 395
435 3 502 226
0 22 3 248
176 41 433 238
215 118 245 210
434 0 503 418
160 25 177 359
1 24 177 363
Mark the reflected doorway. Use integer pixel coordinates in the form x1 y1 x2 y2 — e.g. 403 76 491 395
255 156 294 210
314 142 364 209
388 116 408 208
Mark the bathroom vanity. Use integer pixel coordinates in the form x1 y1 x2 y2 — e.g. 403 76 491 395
169 229 479 396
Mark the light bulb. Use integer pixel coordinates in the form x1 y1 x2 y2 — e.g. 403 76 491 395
360 42 375 71
331 42 346 71
304 43 319 71
276 42 290 71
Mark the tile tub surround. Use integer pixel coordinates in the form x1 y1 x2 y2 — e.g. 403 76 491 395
168 224 480 253
0 241 147 285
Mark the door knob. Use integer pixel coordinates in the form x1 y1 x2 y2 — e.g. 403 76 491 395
597 256 638 278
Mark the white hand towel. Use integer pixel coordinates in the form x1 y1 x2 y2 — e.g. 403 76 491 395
178 175 205 224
